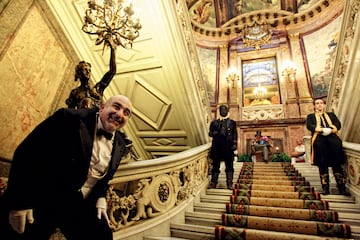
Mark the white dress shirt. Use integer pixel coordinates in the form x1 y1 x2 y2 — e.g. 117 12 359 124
80 117 114 198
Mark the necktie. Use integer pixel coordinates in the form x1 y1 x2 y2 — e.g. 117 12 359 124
220 119 226 136
97 128 113 140
319 114 327 127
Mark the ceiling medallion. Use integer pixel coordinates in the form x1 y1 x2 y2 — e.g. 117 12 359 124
243 21 272 50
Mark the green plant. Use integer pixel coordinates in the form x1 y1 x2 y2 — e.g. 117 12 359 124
272 152 291 162
238 154 252 162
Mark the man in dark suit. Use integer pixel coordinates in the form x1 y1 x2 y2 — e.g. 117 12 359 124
306 98 350 196
0 95 133 240
208 105 238 189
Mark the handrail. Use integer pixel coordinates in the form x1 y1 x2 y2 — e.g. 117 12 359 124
111 143 211 182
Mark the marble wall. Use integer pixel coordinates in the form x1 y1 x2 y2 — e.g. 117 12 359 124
0 1 78 162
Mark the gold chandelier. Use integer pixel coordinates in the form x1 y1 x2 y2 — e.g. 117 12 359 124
82 0 142 49
253 84 267 100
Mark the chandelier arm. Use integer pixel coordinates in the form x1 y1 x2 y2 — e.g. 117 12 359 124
112 32 126 48
113 21 127 32
82 0 141 48
82 27 103 35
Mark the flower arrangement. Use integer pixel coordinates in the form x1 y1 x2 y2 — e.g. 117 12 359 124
257 136 272 146
238 154 252 162
272 152 291 162
261 136 269 142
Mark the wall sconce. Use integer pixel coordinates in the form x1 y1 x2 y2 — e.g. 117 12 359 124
275 146 280 153
282 61 301 115
282 61 297 82
82 0 142 49
226 67 240 88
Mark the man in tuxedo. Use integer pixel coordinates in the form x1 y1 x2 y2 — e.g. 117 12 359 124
0 95 133 240
208 105 238 189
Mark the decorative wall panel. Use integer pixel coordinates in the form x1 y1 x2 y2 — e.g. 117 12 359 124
302 14 343 98
0 5 70 160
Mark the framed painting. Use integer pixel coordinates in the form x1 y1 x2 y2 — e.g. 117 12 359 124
228 0 280 17
188 0 216 27
302 14 343 98
196 46 218 104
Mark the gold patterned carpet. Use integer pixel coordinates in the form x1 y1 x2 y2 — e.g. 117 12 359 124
214 162 352 240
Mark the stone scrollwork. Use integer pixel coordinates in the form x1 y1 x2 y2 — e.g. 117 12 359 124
147 173 179 215
329 0 359 110
242 105 284 121
106 157 208 231
178 165 196 201
348 157 360 186
107 186 137 230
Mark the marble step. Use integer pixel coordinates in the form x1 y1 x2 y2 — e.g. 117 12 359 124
193 201 226 214
185 212 220 227
144 237 189 240
191 197 360 239
170 223 356 240
186 207 357 226
170 223 214 240
168 163 360 240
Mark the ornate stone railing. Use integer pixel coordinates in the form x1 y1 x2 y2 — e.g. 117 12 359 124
107 143 211 239
343 141 360 201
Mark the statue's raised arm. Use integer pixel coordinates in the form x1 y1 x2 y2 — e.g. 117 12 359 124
93 38 117 97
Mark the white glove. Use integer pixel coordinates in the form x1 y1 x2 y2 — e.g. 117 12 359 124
9 209 34 234
322 128 332 136
96 197 110 226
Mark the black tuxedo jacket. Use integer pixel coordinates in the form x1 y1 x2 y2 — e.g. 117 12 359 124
3 108 131 210
209 118 238 160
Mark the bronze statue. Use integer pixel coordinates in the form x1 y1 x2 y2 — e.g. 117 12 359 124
66 38 116 109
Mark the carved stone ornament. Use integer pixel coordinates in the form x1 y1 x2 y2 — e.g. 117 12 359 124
105 157 208 230
348 157 360 185
242 105 284 120
243 22 272 50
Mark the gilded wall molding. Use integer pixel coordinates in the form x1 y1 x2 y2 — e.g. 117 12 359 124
175 0 212 125
328 0 360 111
242 105 284 121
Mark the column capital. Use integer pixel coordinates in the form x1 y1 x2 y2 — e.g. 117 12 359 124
288 32 300 39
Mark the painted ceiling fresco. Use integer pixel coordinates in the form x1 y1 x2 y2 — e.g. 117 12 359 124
188 0 321 27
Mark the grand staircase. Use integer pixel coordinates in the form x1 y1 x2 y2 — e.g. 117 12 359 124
145 161 360 240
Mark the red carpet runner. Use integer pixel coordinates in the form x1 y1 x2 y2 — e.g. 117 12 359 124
214 162 352 240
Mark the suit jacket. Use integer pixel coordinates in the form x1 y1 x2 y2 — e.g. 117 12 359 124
209 118 237 160
306 111 342 165
4 108 131 210
306 112 341 135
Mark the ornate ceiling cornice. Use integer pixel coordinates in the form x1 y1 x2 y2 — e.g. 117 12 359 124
190 0 344 43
